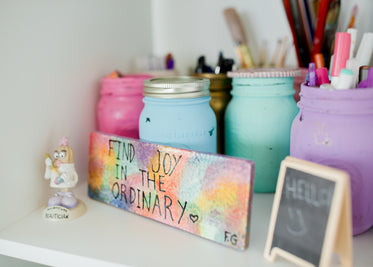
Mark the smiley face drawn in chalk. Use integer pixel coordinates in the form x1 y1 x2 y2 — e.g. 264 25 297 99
314 122 333 146
286 207 307 236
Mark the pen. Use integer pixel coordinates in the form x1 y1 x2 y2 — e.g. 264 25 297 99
307 63 318 87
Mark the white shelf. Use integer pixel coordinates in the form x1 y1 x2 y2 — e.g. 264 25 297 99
0 183 372 267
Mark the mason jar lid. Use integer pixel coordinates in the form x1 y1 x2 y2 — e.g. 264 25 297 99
143 76 210 98
228 68 301 78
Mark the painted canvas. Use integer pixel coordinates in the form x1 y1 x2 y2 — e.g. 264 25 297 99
88 132 255 250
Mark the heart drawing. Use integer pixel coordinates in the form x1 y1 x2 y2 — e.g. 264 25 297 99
189 214 199 223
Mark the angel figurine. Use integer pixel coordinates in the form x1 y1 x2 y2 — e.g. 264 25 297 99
44 137 78 208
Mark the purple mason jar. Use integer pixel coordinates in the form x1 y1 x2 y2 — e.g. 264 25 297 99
290 83 373 235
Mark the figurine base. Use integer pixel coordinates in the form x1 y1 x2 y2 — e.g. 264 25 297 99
43 200 86 221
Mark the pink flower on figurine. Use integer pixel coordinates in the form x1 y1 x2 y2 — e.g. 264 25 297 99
59 136 69 146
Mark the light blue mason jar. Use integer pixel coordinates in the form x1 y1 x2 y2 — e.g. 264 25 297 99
225 69 299 192
139 77 217 153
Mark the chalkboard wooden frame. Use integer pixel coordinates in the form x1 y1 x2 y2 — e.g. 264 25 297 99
264 156 352 267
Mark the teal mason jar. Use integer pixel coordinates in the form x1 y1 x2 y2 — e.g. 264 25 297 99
225 69 299 192
139 77 217 153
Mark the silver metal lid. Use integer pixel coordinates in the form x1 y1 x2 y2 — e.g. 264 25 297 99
143 76 210 98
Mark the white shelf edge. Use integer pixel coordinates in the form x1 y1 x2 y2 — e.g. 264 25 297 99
0 238 126 267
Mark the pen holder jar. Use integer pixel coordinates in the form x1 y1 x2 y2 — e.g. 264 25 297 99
139 77 217 153
225 69 299 192
97 74 152 138
194 73 232 154
290 84 373 235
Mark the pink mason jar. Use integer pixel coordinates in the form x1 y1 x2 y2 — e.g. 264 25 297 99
97 74 152 138
290 83 373 235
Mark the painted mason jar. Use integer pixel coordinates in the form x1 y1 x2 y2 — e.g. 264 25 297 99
291 84 373 235
97 74 152 138
194 73 232 154
139 76 217 153
225 69 300 192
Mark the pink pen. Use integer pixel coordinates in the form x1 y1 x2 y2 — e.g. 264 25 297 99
316 67 330 86
331 32 351 86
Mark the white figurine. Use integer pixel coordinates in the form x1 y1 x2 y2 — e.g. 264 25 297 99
44 137 78 208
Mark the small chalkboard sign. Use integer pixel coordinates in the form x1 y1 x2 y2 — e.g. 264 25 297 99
264 156 352 267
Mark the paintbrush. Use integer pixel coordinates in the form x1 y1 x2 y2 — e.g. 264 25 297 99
223 7 255 68
347 5 358 29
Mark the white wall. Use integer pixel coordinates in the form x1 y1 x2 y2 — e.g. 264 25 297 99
152 0 295 74
0 0 152 230
152 0 373 75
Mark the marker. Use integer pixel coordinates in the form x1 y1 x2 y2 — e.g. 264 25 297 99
357 67 373 88
356 32 373 67
316 67 330 86
346 57 358 87
307 63 318 87
347 28 357 59
350 32 373 86
331 32 351 86
335 68 354 90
